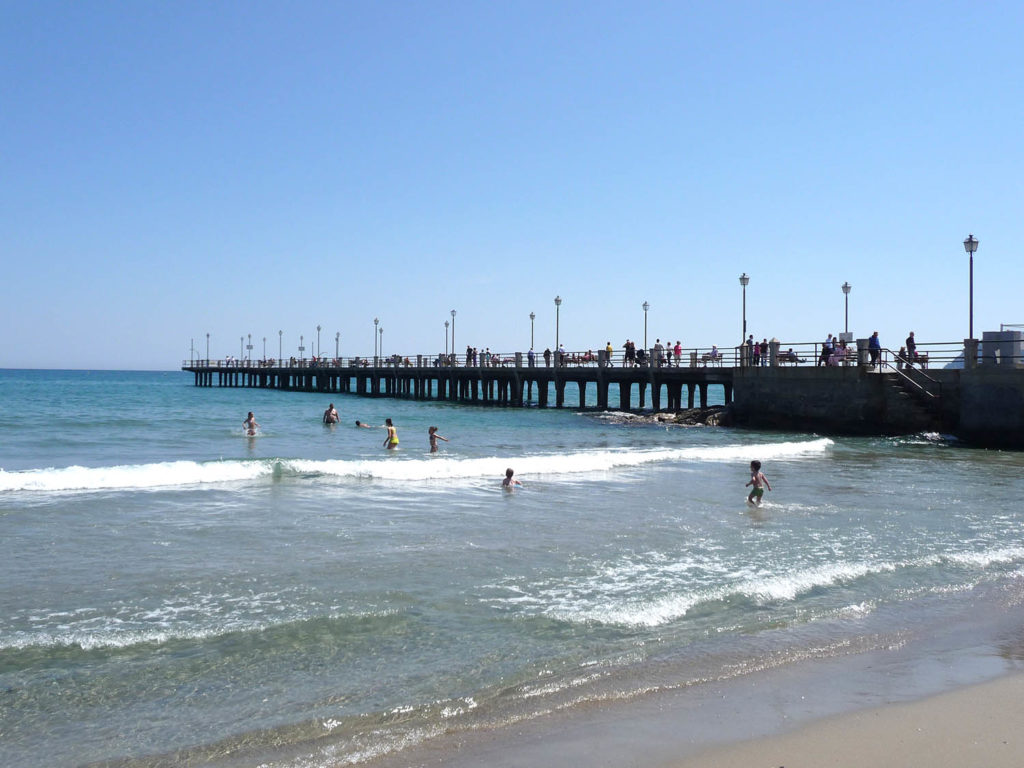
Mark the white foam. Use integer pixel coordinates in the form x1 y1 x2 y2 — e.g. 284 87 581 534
0 438 834 493
0 459 272 492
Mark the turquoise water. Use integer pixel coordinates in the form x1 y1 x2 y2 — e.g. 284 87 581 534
2 369 1024 767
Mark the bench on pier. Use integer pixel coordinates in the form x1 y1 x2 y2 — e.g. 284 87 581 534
700 353 724 367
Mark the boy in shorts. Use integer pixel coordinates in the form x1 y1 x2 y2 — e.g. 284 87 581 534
746 460 771 505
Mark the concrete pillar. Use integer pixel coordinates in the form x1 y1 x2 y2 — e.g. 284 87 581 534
964 338 979 370
769 339 780 367
856 338 869 367
619 381 631 410
515 352 522 368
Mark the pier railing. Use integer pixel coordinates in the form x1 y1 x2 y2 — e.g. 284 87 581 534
182 339 1019 372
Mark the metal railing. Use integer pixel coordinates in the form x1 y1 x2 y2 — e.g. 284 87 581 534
182 339 1022 371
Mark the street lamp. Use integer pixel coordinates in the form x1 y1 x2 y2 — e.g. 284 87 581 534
374 317 379 358
379 326 383 359
246 333 253 361
841 282 851 334
529 311 535 349
278 330 282 362
240 336 244 360
206 332 210 362
262 336 266 360
316 325 322 358
964 234 979 339
554 295 562 360
335 331 340 360
739 273 750 343
298 335 305 360
450 309 457 355
445 320 450 355
642 301 650 349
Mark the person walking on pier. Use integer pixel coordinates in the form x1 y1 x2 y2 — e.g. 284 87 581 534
383 418 399 450
323 403 339 424
543 348 551 367
623 340 635 367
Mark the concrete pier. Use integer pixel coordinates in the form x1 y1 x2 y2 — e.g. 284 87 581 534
182 349 1024 448
181 358 735 411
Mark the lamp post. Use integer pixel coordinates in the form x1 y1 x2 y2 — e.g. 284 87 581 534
206 332 210 363
964 234 979 339
379 327 383 360
240 336 244 360
335 331 340 360
739 273 749 342
444 320 450 356
298 335 305 360
316 325 322 358
530 311 535 349
262 336 266 360
554 295 562 359
246 333 253 361
642 301 650 349
373 317 379 359
450 309 456 356
278 330 282 362
841 282 851 334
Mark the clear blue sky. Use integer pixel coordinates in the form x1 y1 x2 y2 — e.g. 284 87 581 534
3 1 1022 369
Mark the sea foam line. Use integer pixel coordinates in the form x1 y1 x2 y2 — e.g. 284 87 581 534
0 438 833 493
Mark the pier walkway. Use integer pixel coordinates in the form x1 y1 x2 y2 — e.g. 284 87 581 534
182 354 734 411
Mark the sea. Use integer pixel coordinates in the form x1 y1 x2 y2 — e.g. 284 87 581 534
2 368 1024 768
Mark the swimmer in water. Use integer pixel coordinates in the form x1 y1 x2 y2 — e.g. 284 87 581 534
243 411 259 435
745 459 771 505
383 418 399 449
502 467 522 490
354 420 375 428
323 403 339 424
428 426 448 453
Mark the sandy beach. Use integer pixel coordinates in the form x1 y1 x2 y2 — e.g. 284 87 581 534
671 672 1024 768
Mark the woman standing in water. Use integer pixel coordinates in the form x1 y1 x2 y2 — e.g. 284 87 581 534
383 418 399 450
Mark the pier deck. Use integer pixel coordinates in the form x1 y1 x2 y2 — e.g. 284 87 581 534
181 359 734 411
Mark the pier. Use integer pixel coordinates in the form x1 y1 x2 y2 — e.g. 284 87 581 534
182 335 1024 448
182 353 734 411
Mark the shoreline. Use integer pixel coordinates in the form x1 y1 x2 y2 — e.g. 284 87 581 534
671 671 1024 768
367 574 1024 768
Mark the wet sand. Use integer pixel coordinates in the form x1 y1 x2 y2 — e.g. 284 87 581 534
671 672 1024 768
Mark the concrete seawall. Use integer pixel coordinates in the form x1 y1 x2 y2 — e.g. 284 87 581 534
730 366 1023 449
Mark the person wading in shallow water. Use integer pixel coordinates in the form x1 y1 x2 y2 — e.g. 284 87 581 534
323 403 339 424
383 418 399 450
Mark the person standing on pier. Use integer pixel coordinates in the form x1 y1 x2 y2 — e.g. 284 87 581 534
869 332 882 367
818 334 834 367
905 331 917 367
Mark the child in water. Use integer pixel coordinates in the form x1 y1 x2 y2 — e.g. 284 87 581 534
502 467 522 490
428 426 448 453
746 460 771 505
